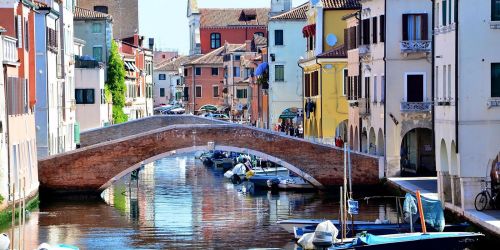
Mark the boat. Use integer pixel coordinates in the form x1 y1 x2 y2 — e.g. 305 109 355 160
278 219 376 234
224 163 289 183
212 158 234 171
267 176 314 190
327 232 483 250
293 222 471 240
36 243 80 250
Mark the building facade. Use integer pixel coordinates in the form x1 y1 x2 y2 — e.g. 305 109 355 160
299 0 357 144
187 0 271 55
154 56 190 107
76 0 138 40
268 3 307 132
74 6 113 66
0 0 40 205
434 0 500 211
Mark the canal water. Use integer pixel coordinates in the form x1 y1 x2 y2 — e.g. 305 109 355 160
1 154 485 249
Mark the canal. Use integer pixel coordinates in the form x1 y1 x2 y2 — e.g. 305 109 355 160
1 154 491 249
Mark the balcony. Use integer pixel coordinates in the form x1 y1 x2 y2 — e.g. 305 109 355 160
400 102 432 112
358 98 370 116
400 40 431 53
2 36 18 64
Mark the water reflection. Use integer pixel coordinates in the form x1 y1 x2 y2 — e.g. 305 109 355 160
2 154 403 249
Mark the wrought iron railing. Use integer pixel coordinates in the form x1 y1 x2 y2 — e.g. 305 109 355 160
400 102 432 112
400 40 431 53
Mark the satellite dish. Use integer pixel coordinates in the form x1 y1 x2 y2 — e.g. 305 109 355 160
326 34 337 47
311 0 320 5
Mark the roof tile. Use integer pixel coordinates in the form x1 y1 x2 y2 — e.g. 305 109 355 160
74 6 112 20
270 3 308 20
317 44 347 58
200 8 269 27
322 0 361 9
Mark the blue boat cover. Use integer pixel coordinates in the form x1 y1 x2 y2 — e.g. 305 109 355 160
403 193 445 232
357 232 472 245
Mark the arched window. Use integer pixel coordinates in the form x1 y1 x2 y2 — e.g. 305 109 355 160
210 33 221 49
254 32 264 37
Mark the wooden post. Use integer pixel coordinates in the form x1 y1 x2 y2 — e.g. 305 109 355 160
340 187 344 243
416 190 427 234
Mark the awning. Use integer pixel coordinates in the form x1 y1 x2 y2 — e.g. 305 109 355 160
255 62 268 76
279 108 298 119
124 61 138 72
302 24 316 38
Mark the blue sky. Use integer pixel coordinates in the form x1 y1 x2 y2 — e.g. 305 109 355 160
139 0 307 55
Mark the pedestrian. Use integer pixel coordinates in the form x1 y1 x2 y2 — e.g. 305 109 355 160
298 124 304 138
339 136 344 148
289 125 295 137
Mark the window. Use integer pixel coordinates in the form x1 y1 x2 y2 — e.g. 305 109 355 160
311 71 319 96
15 16 21 48
92 23 102 33
343 69 348 96
492 63 500 97
236 89 248 99
195 86 202 98
195 67 201 76
362 19 370 45
159 74 166 80
210 33 221 49
75 89 95 104
255 32 264 37
372 17 378 44
211 68 219 76
380 15 385 42
373 76 378 102
93 46 103 61
24 18 29 51
213 85 219 97
275 65 284 82
305 74 311 98
94 6 108 14
493 0 500 21
233 67 240 77
406 74 425 102
308 35 315 51
364 77 370 99
184 68 188 77
402 14 428 41
235 55 241 61
346 26 357 50
160 88 165 97
442 0 447 25
274 30 283 45
381 76 386 103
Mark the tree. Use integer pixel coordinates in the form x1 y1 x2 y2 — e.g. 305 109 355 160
106 40 128 124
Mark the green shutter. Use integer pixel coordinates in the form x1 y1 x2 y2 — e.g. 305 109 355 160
74 122 80 144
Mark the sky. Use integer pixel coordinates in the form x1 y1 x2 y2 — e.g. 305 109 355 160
139 0 308 55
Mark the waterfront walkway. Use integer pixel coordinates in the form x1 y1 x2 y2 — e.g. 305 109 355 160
388 177 500 236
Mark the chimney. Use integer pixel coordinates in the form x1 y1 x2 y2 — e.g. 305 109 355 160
149 38 155 50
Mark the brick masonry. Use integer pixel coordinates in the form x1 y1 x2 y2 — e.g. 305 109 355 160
39 116 380 194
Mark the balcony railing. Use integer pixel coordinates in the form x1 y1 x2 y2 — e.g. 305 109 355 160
358 45 371 57
400 40 431 53
2 36 18 64
358 98 370 116
400 102 432 112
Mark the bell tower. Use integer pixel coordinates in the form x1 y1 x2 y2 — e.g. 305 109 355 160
270 0 292 16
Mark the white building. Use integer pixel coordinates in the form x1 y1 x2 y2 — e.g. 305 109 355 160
153 56 190 107
356 0 433 178
75 59 110 132
434 0 500 211
267 3 307 130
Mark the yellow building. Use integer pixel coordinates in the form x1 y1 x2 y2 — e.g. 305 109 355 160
299 1 358 143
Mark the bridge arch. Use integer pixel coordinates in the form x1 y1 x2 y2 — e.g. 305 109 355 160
38 116 380 195
104 145 323 192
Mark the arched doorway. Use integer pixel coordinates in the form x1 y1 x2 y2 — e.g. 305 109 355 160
349 126 354 150
354 127 359 152
377 129 385 156
369 127 376 155
277 107 301 135
336 120 348 144
361 127 368 153
400 128 435 176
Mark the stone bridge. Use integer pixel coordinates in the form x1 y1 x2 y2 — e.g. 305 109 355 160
38 116 382 195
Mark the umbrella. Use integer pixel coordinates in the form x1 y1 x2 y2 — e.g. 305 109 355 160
199 105 218 112
255 62 268 76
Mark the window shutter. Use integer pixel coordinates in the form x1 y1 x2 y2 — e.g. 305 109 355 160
372 17 378 44
16 16 22 48
344 28 348 49
380 15 385 42
421 13 429 40
402 14 409 41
